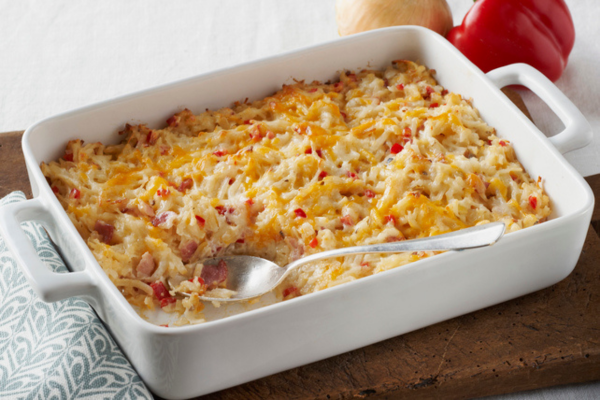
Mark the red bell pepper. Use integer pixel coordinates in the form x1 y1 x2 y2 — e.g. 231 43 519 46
447 0 575 82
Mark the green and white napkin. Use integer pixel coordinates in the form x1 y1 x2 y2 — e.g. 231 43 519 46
0 192 152 399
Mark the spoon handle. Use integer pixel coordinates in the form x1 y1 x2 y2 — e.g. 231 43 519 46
282 222 505 275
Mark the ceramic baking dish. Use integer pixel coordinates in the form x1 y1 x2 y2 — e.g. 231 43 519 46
0 27 594 399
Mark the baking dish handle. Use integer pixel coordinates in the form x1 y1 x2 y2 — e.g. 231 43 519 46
0 197 96 303
486 63 592 154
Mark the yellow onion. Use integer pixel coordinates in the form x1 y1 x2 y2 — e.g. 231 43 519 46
336 0 453 37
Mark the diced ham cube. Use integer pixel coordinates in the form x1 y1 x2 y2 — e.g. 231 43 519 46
177 178 193 192
136 252 156 277
287 237 305 262
94 220 114 244
151 211 176 228
200 259 228 289
146 130 158 145
166 115 179 127
179 240 198 263
386 236 405 242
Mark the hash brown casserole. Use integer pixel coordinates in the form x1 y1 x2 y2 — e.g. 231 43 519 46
42 60 551 326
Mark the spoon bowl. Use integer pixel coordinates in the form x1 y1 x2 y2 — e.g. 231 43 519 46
172 222 506 302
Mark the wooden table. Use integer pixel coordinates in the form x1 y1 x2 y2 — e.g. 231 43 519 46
2 91 599 399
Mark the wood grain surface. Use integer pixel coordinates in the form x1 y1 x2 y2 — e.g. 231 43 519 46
1 89 598 400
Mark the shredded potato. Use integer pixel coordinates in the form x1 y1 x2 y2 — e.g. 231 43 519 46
42 60 551 326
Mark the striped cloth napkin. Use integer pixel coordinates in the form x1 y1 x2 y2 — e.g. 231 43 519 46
0 192 152 399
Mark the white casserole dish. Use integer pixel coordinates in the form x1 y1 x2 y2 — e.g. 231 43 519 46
0 27 594 399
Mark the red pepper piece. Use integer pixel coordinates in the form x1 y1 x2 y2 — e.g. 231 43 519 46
156 188 170 197
294 208 307 218
282 286 300 298
69 188 80 199
364 189 375 198
309 238 318 248
188 277 206 286
245 198 254 206
499 140 507 147
396 84 404 90
215 205 226 215
316 149 323 158
447 0 575 82
64 153 74 162
429 103 439 109
195 215 205 227
51 186 59 195
160 297 177 308
384 215 396 224
150 281 170 300
390 143 403 154
318 171 328 180
305 148 312 154
333 82 344 92
529 196 538 209
213 150 227 157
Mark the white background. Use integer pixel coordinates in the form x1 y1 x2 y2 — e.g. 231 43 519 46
1 0 599 398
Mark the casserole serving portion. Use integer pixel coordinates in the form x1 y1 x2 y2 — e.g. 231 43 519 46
41 60 550 327
0 27 592 398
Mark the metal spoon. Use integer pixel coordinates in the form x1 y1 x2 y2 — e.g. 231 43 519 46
171 222 505 302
